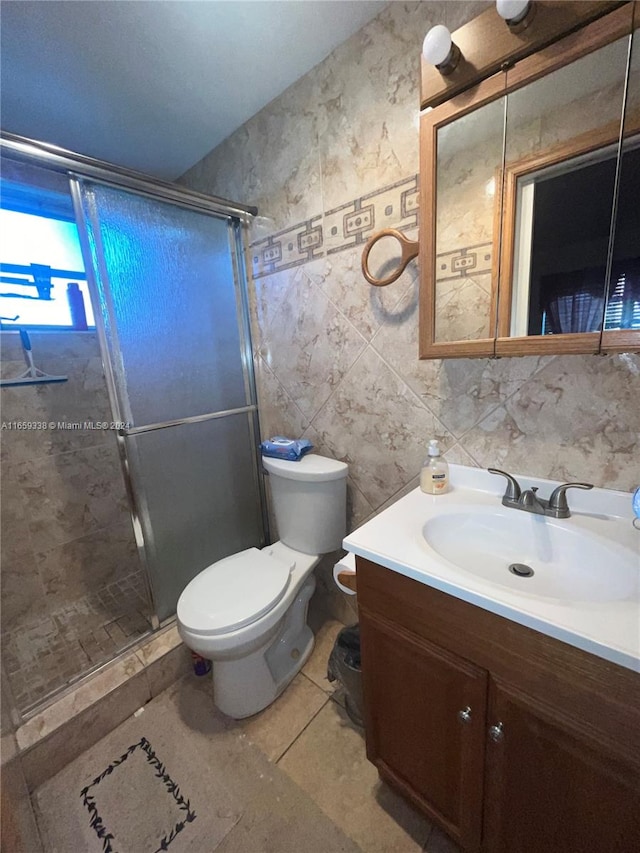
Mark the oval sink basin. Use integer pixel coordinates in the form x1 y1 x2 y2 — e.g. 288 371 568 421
422 510 639 602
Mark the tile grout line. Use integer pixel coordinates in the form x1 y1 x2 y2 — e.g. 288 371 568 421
274 678 332 766
256 354 311 435
454 354 560 448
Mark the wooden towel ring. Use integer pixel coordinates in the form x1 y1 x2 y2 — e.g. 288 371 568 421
361 228 420 287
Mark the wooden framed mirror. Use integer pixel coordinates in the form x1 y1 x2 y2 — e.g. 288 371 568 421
418 2 640 359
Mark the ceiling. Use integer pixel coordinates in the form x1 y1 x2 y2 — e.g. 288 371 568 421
0 0 387 180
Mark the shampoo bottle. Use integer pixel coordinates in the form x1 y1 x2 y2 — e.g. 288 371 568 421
420 440 449 495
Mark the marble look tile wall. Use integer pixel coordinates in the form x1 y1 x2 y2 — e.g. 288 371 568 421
0 331 150 704
180 2 640 617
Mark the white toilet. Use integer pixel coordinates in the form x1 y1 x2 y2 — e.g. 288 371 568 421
177 453 348 719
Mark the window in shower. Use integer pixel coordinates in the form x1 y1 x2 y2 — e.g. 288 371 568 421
0 187 94 330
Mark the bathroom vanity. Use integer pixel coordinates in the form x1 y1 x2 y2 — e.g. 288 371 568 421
343 466 640 852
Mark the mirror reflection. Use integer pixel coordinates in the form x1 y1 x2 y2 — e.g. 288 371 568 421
504 36 630 338
434 96 505 343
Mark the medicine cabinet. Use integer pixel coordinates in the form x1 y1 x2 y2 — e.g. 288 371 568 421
364 3 640 359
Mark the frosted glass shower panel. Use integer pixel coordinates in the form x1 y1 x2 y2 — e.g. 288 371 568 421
126 413 265 620
77 183 249 425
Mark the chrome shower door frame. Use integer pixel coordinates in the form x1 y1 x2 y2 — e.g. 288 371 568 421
67 177 267 628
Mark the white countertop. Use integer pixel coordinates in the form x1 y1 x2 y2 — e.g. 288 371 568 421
344 464 640 672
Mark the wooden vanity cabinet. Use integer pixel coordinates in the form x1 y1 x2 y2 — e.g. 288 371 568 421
357 558 640 853
359 613 487 849
482 680 640 852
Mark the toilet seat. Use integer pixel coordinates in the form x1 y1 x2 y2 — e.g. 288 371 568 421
177 547 293 636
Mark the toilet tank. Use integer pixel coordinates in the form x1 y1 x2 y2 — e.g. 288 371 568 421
262 454 348 555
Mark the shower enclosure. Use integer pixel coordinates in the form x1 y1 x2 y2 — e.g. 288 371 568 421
0 134 267 716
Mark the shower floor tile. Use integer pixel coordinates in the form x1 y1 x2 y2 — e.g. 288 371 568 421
2 571 153 715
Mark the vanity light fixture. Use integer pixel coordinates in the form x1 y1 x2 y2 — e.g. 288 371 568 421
496 0 535 31
422 25 461 76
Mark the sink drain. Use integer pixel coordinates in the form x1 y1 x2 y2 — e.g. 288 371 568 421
509 563 534 578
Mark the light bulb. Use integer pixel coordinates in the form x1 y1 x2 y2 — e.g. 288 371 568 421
422 24 460 75
422 25 453 68
496 0 532 25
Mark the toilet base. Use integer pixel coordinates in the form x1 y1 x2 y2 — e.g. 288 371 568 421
211 573 316 719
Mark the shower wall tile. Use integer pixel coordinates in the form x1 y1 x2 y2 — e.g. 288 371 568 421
1 459 44 635
0 555 49 635
1 332 147 656
35 519 140 612
0 331 101 363
0 356 112 464
18 438 130 553
1 462 33 564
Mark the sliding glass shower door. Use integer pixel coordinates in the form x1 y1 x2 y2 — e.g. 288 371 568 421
72 180 266 621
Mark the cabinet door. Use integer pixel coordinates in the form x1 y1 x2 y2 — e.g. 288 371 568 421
359 609 488 852
483 679 640 853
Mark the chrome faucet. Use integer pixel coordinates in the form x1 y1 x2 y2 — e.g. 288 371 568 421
488 468 593 519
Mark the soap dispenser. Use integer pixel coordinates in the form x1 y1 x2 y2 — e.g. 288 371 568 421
420 440 449 495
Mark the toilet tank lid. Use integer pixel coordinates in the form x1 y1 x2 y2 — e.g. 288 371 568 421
262 453 348 482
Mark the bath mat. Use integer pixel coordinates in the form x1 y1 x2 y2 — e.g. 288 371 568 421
35 677 361 853
80 736 196 853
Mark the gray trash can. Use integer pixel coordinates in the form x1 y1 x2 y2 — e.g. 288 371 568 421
327 624 364 727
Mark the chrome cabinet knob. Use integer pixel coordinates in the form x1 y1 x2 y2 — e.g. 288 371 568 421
458 706 472 724
489 722 504 742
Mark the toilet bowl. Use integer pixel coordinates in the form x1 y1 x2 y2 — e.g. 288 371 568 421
177 453 348 719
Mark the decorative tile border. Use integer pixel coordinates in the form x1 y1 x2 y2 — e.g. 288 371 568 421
324 174 419 255
251 175 419 279
435 241 493 283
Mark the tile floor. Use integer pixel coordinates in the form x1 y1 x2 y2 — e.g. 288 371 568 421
33 611 461 853
3 571 152 714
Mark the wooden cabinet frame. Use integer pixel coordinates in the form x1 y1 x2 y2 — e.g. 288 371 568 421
419 3 640 359
419 75 503 359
